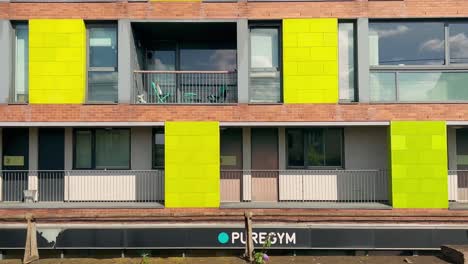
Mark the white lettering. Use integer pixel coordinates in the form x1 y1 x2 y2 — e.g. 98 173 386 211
276 232 284 244
259 232 267 244
286 233 296 244
240 232 246 244
232 232 240 244
252 232 258 244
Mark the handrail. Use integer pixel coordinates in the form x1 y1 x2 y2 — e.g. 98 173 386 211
133 70 235 74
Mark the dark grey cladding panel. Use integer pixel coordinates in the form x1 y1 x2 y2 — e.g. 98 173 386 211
1 227 468 250
374 229 433 249
309 229 374 249
56 229 124 248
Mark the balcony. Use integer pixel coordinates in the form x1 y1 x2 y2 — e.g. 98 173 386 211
133 70 237 104
220 169 389 208
0 170 164 206
131 22 237 105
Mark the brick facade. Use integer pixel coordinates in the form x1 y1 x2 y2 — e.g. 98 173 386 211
1 0 468 21
0 103 466 122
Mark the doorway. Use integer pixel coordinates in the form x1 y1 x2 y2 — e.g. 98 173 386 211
38 128 65 202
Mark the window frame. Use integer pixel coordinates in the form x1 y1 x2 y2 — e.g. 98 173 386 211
286 127 344 170
73 128 131 170
152 127 165 169
10 22 29 104
85 22 119 104
369 19 468 103
248 21 283 104
338 20 358 103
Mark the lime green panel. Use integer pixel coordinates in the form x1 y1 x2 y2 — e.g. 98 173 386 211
283 18 338 104
165 121 220 208
390 121 448 209
29 19 86 104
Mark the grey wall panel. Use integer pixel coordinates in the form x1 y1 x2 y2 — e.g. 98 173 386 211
29 127 38 171
0 20 12 104
448 127 457 170
357 18 370 103
344 126 388 170
64 128 73 170
118 19 132 104
237 19 249 103
131 127 152 170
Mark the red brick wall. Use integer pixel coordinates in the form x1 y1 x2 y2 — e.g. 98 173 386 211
2 0 468 20
0 103 465 122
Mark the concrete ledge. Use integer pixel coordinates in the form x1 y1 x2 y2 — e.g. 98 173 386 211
220 202 391 210
0 202 165 209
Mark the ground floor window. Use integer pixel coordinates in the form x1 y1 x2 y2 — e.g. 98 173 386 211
152 128 164 168
74 128 130 169
287 128 343 168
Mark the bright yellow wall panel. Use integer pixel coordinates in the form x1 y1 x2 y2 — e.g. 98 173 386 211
165 121 220 208
283 18 338 104
29 19 86 104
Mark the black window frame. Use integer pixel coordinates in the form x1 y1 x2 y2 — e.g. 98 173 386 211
248 20 283 103
73 128 131 170
286 127 344 170
152 127 165 169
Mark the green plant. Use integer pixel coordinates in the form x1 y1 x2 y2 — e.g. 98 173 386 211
140 251 151 264
252 233 274 264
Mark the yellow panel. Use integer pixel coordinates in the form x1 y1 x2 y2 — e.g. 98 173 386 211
283 18 338 104
165 121 220 208
29 19 86 104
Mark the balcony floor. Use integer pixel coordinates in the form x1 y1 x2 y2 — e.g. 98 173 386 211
0 202 164 209
220 201 391 210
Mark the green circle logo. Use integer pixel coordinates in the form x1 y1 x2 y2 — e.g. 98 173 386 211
218 232 229 244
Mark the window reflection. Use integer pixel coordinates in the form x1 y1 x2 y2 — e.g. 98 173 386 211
369 22 445 66
449 24 468 64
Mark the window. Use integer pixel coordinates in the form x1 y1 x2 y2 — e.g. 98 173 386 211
152 128 164 168
338 22 356 102
287 128 343 168
87 24 118 103
249 23 281 103
74 128 130 169
369 21 468 102
12 23 28 103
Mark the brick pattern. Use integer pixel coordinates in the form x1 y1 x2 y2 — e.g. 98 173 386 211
283 18 338 103
0 103 468 122
391 121 448 209
2 0 468 20
29 19 86 104
165 121 220 208
1 208 468 224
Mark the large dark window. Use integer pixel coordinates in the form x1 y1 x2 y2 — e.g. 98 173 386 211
369 21 468 102
287 128 343 168
152 128 164 168
74 128 130 169
87 24 118 103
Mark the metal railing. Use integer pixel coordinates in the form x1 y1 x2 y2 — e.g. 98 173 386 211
133 70 238 104
448 170 468 202
0 170 164 203
220 169 389 203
